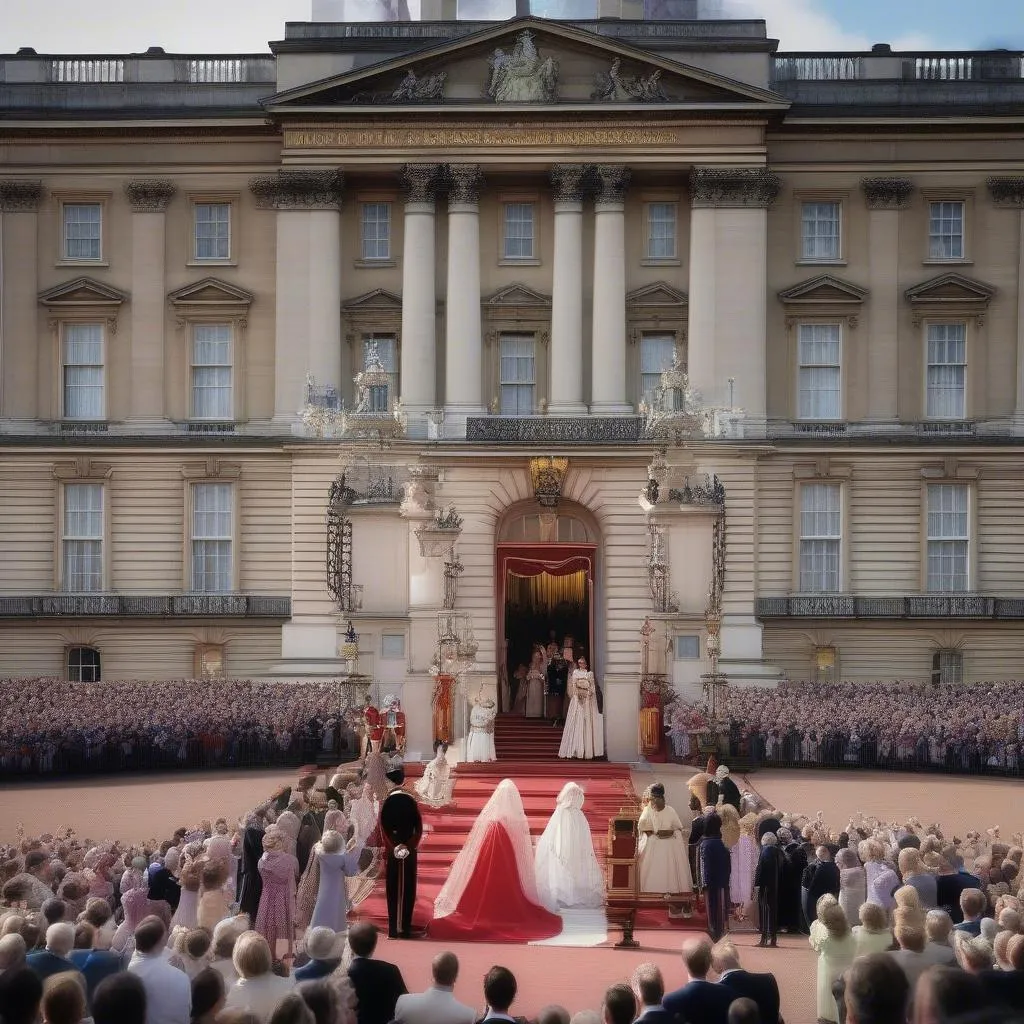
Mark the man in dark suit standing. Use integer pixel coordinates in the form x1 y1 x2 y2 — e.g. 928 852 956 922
712 938 782 1024
663 938 735 1024
347 922 408 1024
802 846 840 928
546 646 568 727
629 963 676 1024
378 758 422 939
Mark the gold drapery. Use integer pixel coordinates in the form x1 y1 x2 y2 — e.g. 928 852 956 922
506 569 587 612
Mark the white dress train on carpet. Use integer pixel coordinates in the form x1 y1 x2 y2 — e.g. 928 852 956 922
534 782 605 910
558 669 604 760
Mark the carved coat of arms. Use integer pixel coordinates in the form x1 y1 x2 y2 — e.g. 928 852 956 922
487 31 559 104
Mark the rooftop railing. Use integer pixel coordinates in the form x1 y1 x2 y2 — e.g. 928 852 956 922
0 53 276 85
773 49 1024 83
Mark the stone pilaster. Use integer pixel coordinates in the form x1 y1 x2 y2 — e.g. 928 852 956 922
124 179 176 213
988 177 1024 429
861 177 914 211
689 167 781 209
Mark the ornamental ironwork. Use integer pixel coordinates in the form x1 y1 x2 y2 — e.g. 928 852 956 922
668 473 726 507
341 340 407 444
466 416 644 443
647 524 678 614
326 477 356 613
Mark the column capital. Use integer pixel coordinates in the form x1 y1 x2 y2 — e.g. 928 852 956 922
0 179 44 212
124 179 177 212
860 177 914 210
690 167 780 209
988 176 1024 209
446 164 484 205
401 163 443 205
593 165 631 204
249 169 345 211
550 164 589 203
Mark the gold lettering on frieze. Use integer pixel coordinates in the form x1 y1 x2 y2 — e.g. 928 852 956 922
285 126 680 150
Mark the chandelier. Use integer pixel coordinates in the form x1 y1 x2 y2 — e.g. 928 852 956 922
340 341 407 445
638 350 711 444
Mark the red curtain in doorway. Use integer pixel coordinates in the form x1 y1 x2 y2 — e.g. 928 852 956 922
496 545 595 590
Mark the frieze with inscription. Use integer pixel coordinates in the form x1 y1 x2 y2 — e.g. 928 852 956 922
285 126 682 150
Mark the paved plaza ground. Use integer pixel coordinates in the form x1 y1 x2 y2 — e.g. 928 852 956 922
2 766 1020 1024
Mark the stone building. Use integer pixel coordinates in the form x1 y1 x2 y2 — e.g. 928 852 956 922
3 0 1024 759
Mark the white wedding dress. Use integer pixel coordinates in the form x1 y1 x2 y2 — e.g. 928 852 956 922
534 782 605 911
558 669 604 759
465 700 497 762
415 748 453 807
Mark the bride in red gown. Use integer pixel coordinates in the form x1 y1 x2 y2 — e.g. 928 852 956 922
429 778 562 942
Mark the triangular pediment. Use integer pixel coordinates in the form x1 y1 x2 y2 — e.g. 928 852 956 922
342 289 403 313
483 283 551 310
39 277 128 307
265 18 789 113
778 275 868 306
167 277 254 308
905 273 995 305
626 282 688 309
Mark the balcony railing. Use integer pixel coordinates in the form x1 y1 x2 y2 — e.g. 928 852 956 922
756 594 1024 619
772 50 1024 83
466 415 644 444
0 594 291 618
2 53 276 86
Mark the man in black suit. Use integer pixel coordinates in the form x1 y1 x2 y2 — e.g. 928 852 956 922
630 963 676 1024
712 938 782 1024
378 759 422 939
663 938 735 1024
347 922 408 1024
802 846 840 927
546 647 568 727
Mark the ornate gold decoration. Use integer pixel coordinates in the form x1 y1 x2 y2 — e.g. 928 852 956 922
284 126 680 150
530 456 569 509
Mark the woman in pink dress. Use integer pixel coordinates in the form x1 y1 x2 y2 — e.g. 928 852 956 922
254 825 300 960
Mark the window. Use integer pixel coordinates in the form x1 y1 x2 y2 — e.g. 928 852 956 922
645 202 677 260
931 649 963 685
929 201 965 260
503 202 535 260
925 323 966 419
797 324 841 420
799 483 841 593
62 483 104 593
927 483 969 593
499 334 535 415
363 335 399 412
67 646 101 683
193 202 231 261
62 323 104 419
361 203 391 261
381 633 406 658
62 203 102 261
191 482 233 593
191 324 233 419
640 334 678 406
674 635 701 660
801 201 841 261
813 646 838 683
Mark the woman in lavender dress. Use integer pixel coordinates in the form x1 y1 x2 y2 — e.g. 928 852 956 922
254 825 299 960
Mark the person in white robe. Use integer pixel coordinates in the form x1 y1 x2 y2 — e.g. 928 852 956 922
415 741 454 808
557 658 604 760
466 693 497 763
637 783 692 895
534 782 605 911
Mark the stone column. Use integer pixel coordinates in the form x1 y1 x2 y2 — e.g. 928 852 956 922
590 165 632 414
549 164 589 415
400 164 441 436
249 170 344 425
862 178 914 423
0 181 43 423
125 180 175 425
987 177 1024 431
687 168 780 426
444 165 484 429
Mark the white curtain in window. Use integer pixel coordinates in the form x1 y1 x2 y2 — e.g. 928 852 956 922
361 203 391 260
503 203 534 260
801 201 840 261
194 203 230 260
63 323 104 419
929 201 964 260
192 324 232 419
797 324 841 419
926 323 966 419
646 203 676 259
192 482 232 593
927 483 968 592
799 483 841 592
63 483 103 592
64 204 101 260
640 334 676 403
500 334 535 415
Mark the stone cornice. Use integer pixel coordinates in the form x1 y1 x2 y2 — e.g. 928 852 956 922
446 164 484 205
249 169 345 210
0 180 44 212
593 164 631 204
124 179 177 212
550 164 589 203
690 167 780 209
400 163 443 204
861 177 914 210
987 176 1024 209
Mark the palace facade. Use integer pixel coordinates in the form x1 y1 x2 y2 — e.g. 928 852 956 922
4 0 1024 760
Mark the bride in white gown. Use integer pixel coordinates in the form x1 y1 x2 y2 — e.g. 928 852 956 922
557 658 604 760
465 690 497 763
534 782 605 911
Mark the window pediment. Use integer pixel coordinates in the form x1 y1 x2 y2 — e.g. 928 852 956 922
168 277 253 323
905 272 994 326
343 288 403 314
343 289 403 343
626 282 688 311
483 283 552 315
779 274 867 328
39 277 128 310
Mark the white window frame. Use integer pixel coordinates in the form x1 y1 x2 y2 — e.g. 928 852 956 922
639 333 678 408
925 322 967 420
61 482 105 594
190 323 234 421
190 482 234 594
928 200 966 261
381 633 406 659
799 482 842 594
192 200 232 263
800 200 842 262
360 202 392 262
67 645 102 683
644 201 677 261
932 648 963 685
502 201 536 262
499 332 536 416
674 634 701 660
61 200 104 263
926 483 970 593
796 323 842 421
61 322 106 421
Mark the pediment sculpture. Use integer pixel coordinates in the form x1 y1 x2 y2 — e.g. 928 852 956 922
486 31 559 104
392 69 447 102
592 58 671 103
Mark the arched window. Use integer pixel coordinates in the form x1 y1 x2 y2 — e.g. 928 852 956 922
499 512 593 544
67 645 101 683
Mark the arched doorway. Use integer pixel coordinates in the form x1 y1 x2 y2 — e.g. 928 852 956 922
495 502 599 713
